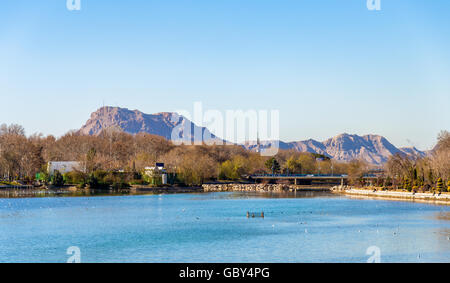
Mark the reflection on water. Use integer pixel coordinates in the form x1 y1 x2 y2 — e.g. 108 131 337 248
0 191 449 263
0 188 335 200
192 191 336 200
435 212 450 221
0 188 164 199
433 212 450 248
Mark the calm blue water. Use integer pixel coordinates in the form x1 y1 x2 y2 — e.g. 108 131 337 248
0 192 449 263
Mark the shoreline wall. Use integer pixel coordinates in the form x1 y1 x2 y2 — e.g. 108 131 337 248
332 186 450 203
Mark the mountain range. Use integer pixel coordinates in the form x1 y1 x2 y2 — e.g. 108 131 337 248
243 135 425 165
79 106 222 143
79 107 425 165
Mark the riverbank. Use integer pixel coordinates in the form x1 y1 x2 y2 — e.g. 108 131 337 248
332 186 450 205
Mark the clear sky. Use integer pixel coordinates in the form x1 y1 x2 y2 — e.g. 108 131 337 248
1 0 449 150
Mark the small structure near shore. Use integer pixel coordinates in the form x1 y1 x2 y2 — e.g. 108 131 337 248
144 163 168 185
247 211 265 218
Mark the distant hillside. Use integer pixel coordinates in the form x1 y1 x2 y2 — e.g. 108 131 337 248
79 106 222 143
244 134 426 166
398 146 426 158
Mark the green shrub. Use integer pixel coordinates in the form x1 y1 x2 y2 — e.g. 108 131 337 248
87 173 108 189
403 177 412 192
129 179 149 185
51 170 65 187
436 178 444 193
265 158 280 174
36 171 50 183
87 174 99 188
76 183 86 189
64 171 87 185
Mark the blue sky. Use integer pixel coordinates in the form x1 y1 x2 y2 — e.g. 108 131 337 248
1 0 449 150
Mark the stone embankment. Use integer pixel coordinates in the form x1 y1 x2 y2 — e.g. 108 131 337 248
331 185 450 203
202 183 329 192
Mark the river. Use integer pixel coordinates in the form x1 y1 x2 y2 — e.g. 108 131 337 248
0 191 449 262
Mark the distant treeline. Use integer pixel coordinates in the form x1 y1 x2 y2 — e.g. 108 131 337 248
0 124 448 191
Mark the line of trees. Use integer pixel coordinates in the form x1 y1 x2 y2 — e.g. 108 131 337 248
384 131 450 193
0 123 357 186
0 123 448 190
0 124 44 182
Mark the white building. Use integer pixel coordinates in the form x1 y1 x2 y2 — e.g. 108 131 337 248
47 161 85 176
144 163 168 185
